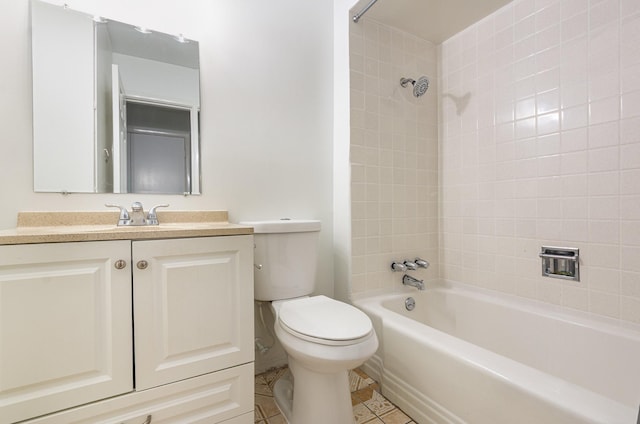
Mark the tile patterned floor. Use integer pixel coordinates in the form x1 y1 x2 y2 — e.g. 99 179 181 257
255 367 416 424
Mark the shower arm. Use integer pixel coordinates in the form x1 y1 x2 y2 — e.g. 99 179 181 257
352 0 379 23
400 75 430 98
400 77 414 87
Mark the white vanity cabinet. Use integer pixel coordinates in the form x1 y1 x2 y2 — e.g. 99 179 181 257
0 234 254 424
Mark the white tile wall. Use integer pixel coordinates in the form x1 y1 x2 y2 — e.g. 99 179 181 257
440 0 640 323
349 18 439 294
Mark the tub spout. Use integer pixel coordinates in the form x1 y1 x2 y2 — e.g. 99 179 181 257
403 274 425 290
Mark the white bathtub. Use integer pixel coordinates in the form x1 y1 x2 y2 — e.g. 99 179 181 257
353 282 640 424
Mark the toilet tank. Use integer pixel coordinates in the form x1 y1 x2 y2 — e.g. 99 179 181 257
240 219 321 301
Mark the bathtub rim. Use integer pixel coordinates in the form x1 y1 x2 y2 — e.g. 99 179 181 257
352 279 640 338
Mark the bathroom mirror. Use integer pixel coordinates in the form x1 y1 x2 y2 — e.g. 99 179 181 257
31 0 201 194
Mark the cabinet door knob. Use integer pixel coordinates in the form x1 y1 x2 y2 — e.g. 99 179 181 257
137 260 149 270
114 260 127 270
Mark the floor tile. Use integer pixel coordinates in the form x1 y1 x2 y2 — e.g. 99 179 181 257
379 407 413 424
353 403 378 424
364 390 396 416
349 368 376 391
255 393 280 419
352 385 379 405
264 415 287 424
255 375 272 396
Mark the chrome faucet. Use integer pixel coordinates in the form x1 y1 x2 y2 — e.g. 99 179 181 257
129 202 147 225
391 262 407 272
106 203 169 226
146 204 169 225
403 260 418 270
415 258 430 269
403 274 425 290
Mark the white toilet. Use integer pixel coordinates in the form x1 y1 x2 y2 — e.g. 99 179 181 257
241 219 378 424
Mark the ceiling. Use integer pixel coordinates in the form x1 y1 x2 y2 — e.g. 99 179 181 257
353 0 512 43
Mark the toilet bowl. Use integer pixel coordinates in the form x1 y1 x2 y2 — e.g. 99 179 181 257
240 219 378 424
271 296 378 424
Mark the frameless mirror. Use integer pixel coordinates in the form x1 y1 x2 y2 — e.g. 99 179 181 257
31 0 201 194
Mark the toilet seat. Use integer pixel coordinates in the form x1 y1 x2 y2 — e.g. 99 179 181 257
277 295 373 346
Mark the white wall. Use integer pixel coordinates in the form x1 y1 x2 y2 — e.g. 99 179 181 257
333 0 359 303
2 0 334 372
440 0 640 324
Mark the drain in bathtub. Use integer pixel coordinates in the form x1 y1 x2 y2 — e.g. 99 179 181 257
405 297 415 311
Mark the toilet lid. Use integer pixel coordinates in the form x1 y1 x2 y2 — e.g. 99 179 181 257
278 295 373 344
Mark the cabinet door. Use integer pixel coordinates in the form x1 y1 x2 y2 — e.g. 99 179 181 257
0 241 133 423
132 236 253 390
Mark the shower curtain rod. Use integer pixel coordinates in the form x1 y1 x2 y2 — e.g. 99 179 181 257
352 0 379 23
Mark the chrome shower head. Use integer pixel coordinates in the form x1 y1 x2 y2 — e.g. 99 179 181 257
400 76 430 97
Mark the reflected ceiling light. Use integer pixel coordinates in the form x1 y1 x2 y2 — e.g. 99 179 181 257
134 26 152 34
174 33 189 43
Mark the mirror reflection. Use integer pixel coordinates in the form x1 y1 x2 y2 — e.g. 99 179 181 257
31 0 201 194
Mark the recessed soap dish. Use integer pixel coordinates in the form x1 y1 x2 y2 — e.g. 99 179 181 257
539 246 580 282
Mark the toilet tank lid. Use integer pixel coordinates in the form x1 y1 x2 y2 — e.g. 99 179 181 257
239 219 321 233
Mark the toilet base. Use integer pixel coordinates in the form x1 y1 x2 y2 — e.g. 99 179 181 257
274 357 355 424
273 373 293 420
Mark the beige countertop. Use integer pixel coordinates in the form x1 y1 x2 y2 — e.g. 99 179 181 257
0 211 253 245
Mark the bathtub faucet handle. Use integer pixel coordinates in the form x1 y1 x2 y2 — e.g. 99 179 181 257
404 261 418 270
391 262 407 272
415 258 430 269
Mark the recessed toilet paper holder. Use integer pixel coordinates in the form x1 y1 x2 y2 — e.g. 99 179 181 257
539 246 580 282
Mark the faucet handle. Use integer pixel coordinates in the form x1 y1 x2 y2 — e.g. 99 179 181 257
391 262 407 272
404 261 418 270
105 204 130 226
146 204 169 225
415 258 430 269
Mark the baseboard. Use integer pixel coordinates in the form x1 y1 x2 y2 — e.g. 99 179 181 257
360 354 383 384
381 369 463 424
